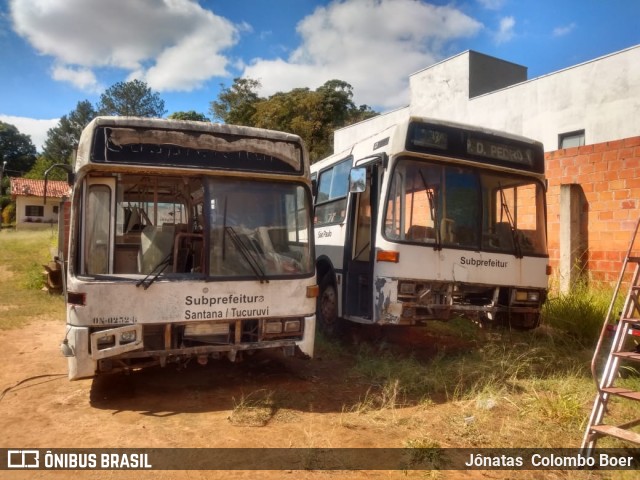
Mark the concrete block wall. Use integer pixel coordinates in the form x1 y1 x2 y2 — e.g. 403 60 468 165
545 136 640 283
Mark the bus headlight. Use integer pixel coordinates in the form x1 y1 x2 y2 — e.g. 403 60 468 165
399 282 416 295
284 320 301 333
120 330 137 344
96 334 115 347
264 319 302 335
265 320 283 334
515 290 540 303
515 291 528 302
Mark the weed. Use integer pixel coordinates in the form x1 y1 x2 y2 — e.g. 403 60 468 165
542 281 618 347
403 437 445 472
228 389 276 427
521 386 584 427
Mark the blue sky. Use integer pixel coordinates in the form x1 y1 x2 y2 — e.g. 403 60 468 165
1 0 639 152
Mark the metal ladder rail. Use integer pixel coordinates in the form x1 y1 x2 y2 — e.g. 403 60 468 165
581 217 640 453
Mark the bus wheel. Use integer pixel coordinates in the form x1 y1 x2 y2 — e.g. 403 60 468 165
317 274 340 336
510 312 541 330
498 312 541 330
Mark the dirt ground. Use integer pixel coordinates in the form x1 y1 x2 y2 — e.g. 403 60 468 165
0 307 527 480
0 256 599 480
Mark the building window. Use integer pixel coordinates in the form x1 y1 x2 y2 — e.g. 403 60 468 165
53 205 59 214
25 205 44 217
559 130 585 149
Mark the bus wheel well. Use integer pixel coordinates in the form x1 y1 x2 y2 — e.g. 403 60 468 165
315 259 334 287
317 271 341 336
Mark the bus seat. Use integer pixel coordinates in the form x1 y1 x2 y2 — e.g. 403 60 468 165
125 207 141 233
139 225 174 274
257 226 289 254
406 225 435 241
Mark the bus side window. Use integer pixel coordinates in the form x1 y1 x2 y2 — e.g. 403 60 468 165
315 159 351 226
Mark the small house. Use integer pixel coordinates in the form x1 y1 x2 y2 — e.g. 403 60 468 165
10 177 70 229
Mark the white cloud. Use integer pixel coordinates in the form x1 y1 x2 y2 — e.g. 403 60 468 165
52 65 102 92
553 22 576 37
9 0 240 92
494 16 515 44
477 0 506 10
0 115 59 152
243 0 482 110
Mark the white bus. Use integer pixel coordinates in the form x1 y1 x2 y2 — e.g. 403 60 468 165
57 117 316 379
312 117 548 333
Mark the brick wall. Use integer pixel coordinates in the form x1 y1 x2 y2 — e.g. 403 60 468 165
545 136 640 283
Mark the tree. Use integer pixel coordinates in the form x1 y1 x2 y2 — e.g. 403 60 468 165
209 78 261 125
168 111 210 122
25 156 67 181
42 100 96 164
210 77 378 160
252 88 329 159
209 77 377 160
97 79 166 117
0 121 37 176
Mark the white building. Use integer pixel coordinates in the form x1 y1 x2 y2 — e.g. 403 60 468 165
10 178 69 229
335 45 640 152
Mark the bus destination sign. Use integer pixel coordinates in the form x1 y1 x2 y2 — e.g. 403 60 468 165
466 137 534 167
411 126 448 150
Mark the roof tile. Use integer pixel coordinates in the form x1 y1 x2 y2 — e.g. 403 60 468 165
10 177 70 198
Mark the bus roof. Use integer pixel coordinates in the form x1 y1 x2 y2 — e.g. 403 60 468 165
75 116 309 176
312 116 544 174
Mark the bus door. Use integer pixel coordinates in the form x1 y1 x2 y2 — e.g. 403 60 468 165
81 177 116 275
343 160 380 320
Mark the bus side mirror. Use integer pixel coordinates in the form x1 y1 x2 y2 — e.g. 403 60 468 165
349 168 366 193
311 178 318 197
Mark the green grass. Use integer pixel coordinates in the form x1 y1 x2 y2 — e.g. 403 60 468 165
542 281 620 347
338 313 619 453
0 228 65 328
351 326 593 405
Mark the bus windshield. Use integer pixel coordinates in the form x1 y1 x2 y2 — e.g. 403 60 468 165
81 173 313 279
384 158 547 256
208 178 313 278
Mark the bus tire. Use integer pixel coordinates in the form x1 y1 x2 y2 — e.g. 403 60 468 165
498 312 541 330
511 312 541 330
317 273 341 336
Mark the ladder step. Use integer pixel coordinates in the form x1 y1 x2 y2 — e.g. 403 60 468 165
601 387 640 401
590 424 640 444
618 317 640 324
612 351 640 362
627 256 640 263
609 321 640 337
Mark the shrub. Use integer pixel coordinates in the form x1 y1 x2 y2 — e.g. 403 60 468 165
542 281 617 347
2 202 15 224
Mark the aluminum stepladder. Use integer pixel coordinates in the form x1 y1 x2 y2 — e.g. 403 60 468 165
581 217 640 453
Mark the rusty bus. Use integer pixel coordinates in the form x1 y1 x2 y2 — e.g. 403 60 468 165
311 116 548 333
55 117 317 379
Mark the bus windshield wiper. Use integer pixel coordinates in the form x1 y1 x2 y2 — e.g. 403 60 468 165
136 252 172 290
498 185 523 259
225 226 269 283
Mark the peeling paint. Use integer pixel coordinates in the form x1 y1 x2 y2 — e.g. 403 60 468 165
374 276 387 322
375 277 404 324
